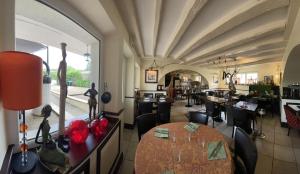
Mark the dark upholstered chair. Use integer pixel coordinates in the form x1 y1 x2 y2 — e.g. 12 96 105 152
233 127 257 174
231 107 252 137
138 101 153 115
157 102 171 123
188 111 208 125
143 93 154 98
136 113 156 141
284 105 300 136
225 104 234 126
205 100 220 128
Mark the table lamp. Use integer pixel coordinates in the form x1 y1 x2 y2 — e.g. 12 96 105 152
0 51 42 173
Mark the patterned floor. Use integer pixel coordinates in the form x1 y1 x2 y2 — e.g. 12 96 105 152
119 100 300 174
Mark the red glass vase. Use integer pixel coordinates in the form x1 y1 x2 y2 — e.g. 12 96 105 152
91 118 109 138
68 120 89 144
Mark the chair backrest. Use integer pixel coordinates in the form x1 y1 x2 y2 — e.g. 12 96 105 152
239 95 247 101
232 107 251 134
138 102 153 115
234 127 257 174
136 113 156 141
157 102 171 123
155 93 165 98
143 93 154 98
205 100 219 117
188 111 208 125
284 105 300 129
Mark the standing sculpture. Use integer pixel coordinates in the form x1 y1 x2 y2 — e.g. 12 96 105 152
84 82 98 122
57 42 69 151
223 70 237 101
35 105 69 173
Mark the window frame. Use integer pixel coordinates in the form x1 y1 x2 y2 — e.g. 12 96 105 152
17 0 103 148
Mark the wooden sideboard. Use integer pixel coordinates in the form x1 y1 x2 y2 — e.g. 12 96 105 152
1 117 122 174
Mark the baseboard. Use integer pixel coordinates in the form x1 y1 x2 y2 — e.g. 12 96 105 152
280 122 288 128
124 123 135 129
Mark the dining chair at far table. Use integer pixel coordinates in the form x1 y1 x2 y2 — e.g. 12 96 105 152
231 106 252 137
233 127 258 174
138 101 153 115
284 105 300 136
157 101 171 123
188 111 208 125
205 100 220 128
143 93 154 98
136 113 157 141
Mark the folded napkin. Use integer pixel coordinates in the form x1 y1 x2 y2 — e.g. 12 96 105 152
154 128 169 138
184 122 200 132
207 141 227 160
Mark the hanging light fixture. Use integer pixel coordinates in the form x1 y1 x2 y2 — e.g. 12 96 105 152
147 60 159 70
83 45 90 62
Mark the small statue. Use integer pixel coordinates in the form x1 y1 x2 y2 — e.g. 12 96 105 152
223 70 237 101
84 82 98 122
57 42 69 152
35 105 69 173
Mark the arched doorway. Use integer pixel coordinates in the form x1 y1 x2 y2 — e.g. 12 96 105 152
282 44 300 86
158 69 209 89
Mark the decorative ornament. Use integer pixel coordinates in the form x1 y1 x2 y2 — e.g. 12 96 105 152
91 117 109 138
68 120 89 144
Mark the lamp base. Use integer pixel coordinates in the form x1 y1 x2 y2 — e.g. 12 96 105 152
12 151 38 173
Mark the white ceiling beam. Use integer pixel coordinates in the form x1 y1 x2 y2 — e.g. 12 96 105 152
284 0 300 39
162 0 208 58
243 48 285 58
187 34 285 65
99 0 134 54
202 53 283 68
123 0 145 57
183 20 286 63
174 0 289 59
152 0 163 57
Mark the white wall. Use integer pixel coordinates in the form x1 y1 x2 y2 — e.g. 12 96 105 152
140 59 214 90
102 32 124 112
282 8 300 86
0 0 16 167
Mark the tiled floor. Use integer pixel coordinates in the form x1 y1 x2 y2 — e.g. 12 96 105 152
119 100 300 174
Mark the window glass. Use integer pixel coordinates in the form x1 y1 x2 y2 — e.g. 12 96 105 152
15 0 100 139
246 73 258 84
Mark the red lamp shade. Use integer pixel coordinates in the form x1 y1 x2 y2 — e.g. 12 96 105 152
0 51 42 110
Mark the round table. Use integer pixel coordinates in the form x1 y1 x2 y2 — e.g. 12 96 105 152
134 122 233 174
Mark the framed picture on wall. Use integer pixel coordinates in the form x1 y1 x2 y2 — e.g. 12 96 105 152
145 70 158 83
213 74 219 84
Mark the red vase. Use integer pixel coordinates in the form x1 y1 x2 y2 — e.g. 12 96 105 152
91 118 109 138
100 117 109 128
68 120 89 144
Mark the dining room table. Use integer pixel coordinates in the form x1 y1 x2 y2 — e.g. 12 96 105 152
234 101 258 112
234 101 258 134
134 122 233 174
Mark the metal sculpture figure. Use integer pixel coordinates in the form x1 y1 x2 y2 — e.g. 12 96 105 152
84 82 98 122
57 42 69 151
223 70 237 101
35 105 69 172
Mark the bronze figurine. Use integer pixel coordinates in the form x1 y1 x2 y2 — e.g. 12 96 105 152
84 82 98 122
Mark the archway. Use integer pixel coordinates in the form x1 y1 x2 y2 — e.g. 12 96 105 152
282 44 300 86
158 69 209 89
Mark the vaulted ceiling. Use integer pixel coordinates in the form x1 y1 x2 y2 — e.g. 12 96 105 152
114 0 299 68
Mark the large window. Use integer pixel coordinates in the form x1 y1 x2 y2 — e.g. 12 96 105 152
16 0 100 139
225 72 258 85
